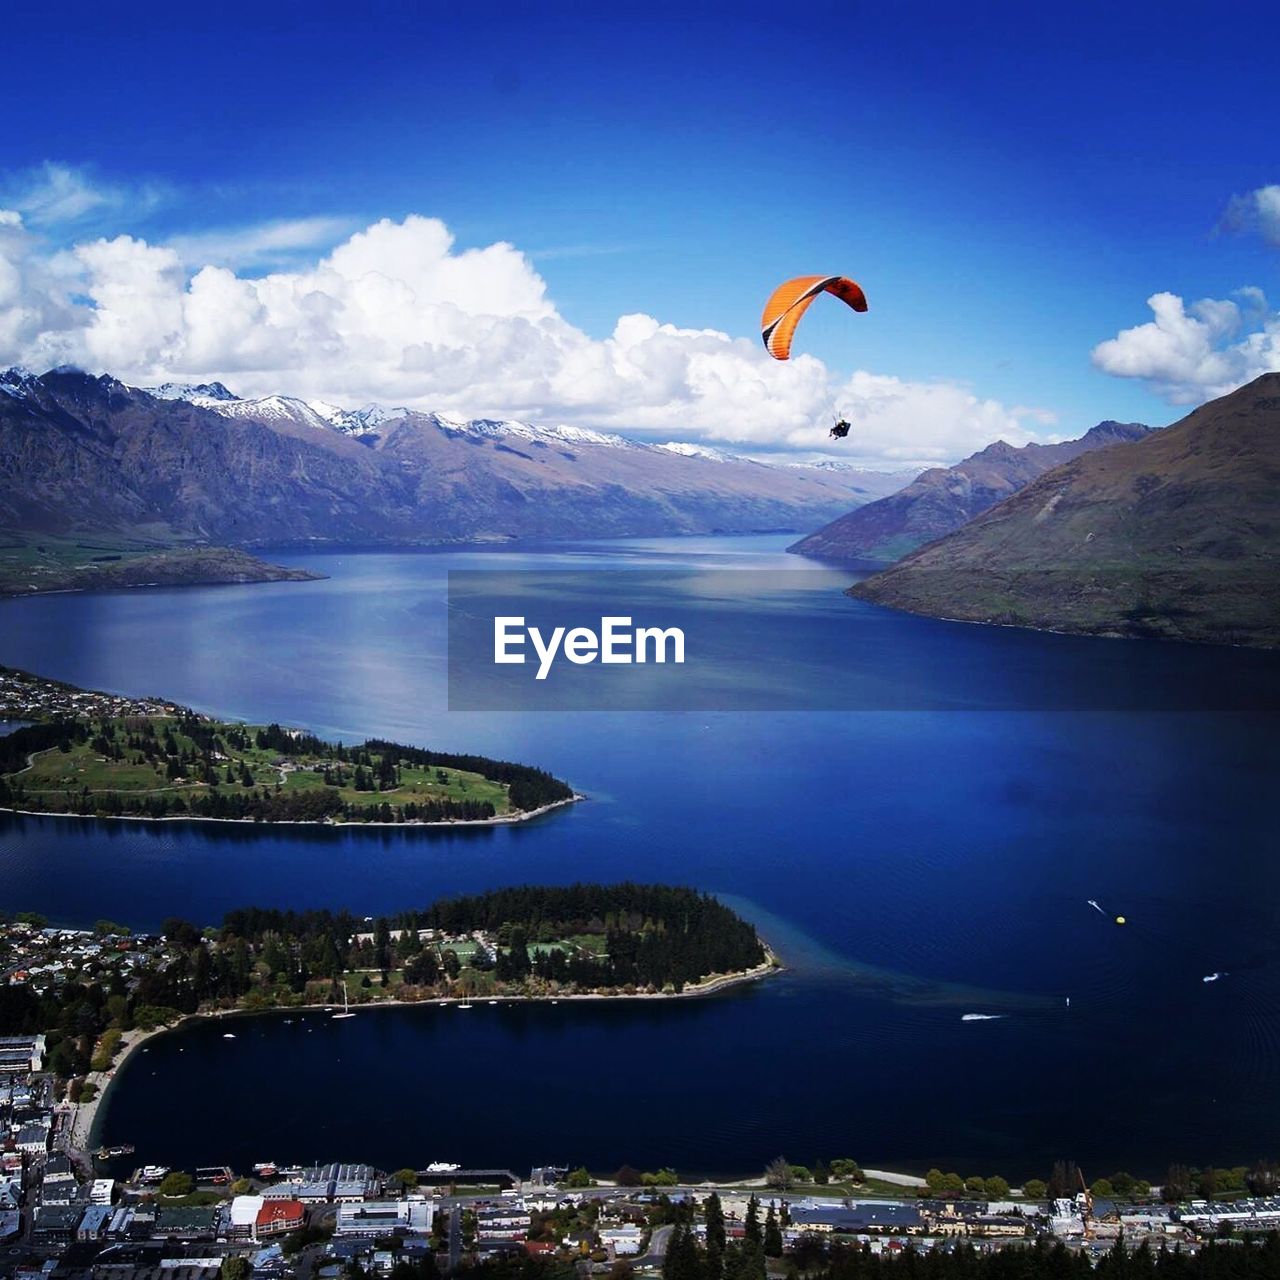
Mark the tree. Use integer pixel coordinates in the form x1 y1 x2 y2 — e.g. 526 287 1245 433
1091 1178 1115 1198
221 1258 251 1280
812 1159 830 1185
565 1167 592 1188
1023 1179 1048 1200
159 1171 194 1197
965 1176 987 1196
614 1165 642 1187
764 1157 793 1190
704 1192 726 1278
985 1176 1010 1200
744 1195 761 1244
1163 1164 1193 1203
1048 1161 1080 1201
389 1168 419 1190
763 1205 782 1258
230 1178 253 1196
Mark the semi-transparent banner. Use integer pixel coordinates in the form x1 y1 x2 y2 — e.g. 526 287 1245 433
446 569 1280 712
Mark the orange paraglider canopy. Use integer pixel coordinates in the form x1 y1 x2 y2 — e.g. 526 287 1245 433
760 275 868 361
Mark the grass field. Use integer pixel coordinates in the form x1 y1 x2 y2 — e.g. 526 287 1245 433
12 716 511 814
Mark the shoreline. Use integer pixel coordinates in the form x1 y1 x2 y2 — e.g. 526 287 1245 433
76 945 781 1163
0 792 585 831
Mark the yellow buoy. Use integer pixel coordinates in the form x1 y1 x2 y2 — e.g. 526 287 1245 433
1115 915 1127 926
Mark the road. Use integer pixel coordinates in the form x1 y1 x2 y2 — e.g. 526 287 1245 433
447 1205 462 1272
636 1224 673 1268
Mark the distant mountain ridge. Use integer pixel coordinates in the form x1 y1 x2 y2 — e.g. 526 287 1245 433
789 420 1151 563
849 375 1280 648
0 368 908 548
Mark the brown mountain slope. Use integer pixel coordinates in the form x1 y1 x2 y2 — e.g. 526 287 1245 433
849 375 1280 647
0 369 884 545
789 420 1150 563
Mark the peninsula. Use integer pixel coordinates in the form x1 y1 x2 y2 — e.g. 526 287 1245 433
0 665 575 824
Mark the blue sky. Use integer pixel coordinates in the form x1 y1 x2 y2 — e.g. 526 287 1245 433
1 0 1277 464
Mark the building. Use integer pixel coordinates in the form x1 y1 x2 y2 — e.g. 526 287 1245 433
263 1163 376 1204
15 1120 51 1155
335 1198 434 1237
228 1197 265 1242
90 1179 116 1205
155 1205 220 1240
475 1197 528 1243
32 1204 84 1245
789 1203 923 1236
257 1199 306 1238
0 1035 45 1074
78 1205 114 1241
598 1227 644 1256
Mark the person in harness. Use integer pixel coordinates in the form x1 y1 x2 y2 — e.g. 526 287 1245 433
829 416 851 440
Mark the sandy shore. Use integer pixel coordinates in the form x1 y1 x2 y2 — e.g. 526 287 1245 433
67 1025 168 1161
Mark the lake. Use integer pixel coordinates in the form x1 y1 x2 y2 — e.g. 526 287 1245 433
1 536 1277 1181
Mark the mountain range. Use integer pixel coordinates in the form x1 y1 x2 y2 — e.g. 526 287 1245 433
849 374 1280 647
788 420 1151 563
0 368 909 550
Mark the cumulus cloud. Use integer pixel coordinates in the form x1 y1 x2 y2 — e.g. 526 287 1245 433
1091 289 1280 403
0 206 1051 464
1218 184 1280 247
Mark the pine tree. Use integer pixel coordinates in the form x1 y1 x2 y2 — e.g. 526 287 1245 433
744 1195 761 1245
763 1205 782 1258
704 1192 725 1279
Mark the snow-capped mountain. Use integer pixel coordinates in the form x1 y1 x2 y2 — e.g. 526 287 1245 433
3 367 908 547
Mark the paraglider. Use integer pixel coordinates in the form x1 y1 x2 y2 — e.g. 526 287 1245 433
760 275 868 361
761 274 867 442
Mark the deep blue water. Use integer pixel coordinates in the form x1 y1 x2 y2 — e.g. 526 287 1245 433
0 536 1277 1180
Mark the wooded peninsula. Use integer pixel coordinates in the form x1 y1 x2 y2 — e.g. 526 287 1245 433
0 665 574 824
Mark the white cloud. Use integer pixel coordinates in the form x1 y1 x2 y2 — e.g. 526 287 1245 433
0 207 1053 464
165 217 356 270
1091 289 1280 403
0 162 164 229
1218 184 1280 247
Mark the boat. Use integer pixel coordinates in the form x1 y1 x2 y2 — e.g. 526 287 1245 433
426 1162 461 1174
140 1165 169 1183
94 1144 135 1160
253 1162 279 1178
332 982 356 1020
222 1033 236 1040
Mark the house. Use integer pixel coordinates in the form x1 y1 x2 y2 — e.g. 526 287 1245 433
598 1226 644 1256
